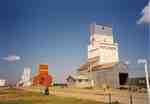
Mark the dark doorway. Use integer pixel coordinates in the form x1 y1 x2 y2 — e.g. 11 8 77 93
119 73 128 85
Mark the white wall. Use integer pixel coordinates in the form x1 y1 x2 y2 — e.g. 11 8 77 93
99 44 119 64
88 24 119 64
0 80 6 86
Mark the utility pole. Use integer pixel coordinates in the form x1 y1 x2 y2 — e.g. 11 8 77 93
138 59 150 104
125 61 133 104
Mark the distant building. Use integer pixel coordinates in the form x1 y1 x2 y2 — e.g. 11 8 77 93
18 67 32 87
66 74 91 88
129 77 150 88
68 23 128 88
33 64 53 87
0 79 6 87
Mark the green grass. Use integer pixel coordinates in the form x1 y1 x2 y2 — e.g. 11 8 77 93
0 100 33 104
0 100 119 104
0 88 119 104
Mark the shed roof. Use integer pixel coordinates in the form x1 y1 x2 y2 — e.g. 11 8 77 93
67 74 89 80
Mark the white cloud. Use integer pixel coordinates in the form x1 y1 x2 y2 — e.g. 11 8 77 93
137 2 150 24
2 55 21 62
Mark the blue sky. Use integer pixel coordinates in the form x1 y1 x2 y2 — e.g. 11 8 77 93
0 0 149 84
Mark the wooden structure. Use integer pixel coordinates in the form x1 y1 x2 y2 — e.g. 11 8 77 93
78 62 128 88
33 64 53 87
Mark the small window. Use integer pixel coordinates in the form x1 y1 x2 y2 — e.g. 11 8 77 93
85 79 89 82
102 27 104 30
78 79 82 82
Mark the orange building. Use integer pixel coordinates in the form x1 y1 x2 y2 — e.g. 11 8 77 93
33 64 53 87
39 64 49 75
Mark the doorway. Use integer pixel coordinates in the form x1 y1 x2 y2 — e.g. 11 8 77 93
119 73 128 85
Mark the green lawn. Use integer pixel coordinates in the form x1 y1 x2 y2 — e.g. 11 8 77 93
0 88 120 104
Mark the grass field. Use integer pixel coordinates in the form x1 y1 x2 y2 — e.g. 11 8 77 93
0 88 119 104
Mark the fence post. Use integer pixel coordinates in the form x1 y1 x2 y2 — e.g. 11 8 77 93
129 94 133 104
108 93 111 104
